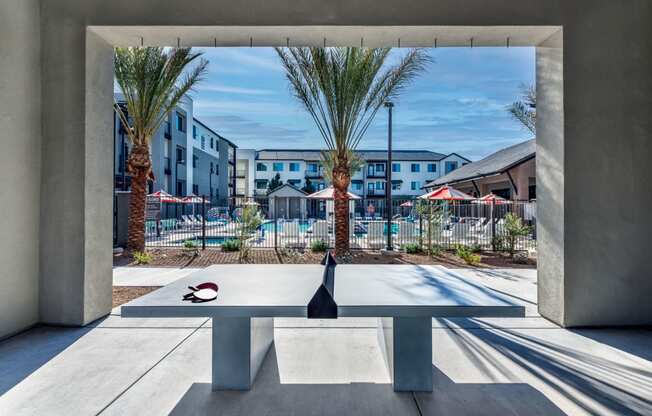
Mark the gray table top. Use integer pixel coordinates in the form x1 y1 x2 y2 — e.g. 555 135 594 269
121 264 524 318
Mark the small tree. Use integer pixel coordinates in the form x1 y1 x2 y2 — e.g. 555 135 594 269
237 205 264 262
503 212 531 257
268 173 283 192
302 177 316 194
414 200 443 256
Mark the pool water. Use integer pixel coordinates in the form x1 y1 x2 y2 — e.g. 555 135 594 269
183 236 237 245
260 220 312 232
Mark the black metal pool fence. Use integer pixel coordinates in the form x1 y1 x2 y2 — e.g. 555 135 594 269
142 196 536 252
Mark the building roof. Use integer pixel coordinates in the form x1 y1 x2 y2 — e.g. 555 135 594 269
267 183 307 197
192 118 237 149
255 149 452 161
424 139 535 189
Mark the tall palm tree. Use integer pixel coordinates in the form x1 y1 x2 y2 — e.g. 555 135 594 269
508 83 536 134
114 47 208 252
276 47 430 255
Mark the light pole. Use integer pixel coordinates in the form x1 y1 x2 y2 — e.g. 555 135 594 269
384 101 394 251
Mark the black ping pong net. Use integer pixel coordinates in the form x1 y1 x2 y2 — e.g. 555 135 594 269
307 251 338 319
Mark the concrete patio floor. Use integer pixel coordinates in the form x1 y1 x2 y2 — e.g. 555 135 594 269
1 267 650 415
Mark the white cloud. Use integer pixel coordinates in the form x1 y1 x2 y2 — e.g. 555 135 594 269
201 83 274 95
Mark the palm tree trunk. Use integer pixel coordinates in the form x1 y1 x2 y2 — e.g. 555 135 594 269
333 180 350 256
126 144 151 252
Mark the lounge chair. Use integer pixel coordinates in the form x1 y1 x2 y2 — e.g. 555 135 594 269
282 221 306 249
367 221 385 250
311 221 330 247
397 221 417 246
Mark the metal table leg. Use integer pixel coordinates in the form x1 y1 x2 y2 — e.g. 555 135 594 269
211 316 274 390
377 316 433 392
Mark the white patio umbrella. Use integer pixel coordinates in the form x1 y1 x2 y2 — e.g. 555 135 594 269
181 194 210 217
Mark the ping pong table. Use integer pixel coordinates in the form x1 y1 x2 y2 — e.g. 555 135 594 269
121 256 524 392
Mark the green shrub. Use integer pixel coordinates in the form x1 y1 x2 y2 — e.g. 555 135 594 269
183 240 198 249
310 239 328 252
455 244 481 266
469 243 482 253
133 251 152 265
503 213 531 257
401 243 422 254
221 239 241 252
428 243 442 257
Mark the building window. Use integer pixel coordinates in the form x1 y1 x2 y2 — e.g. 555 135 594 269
288 179 301 187
201 136 205 150
256 163 267 172
192 155 198 168
289 162 300 172
210 137 214 149
273 162 284 172
392 163 400 173
176 147 185 163
210 162 214 174
255 180 268 189
427 163 437 173
411 181 420 191
176 180 184 195
529 184 536 200
192 125 197 139
376 181 385 190
176 112 185 132
352 182 362 191
376 163 385 172
445 161 458 174
192 184 199 194
367 182 374 193
411 163 420 173
392 181 401 191
307 163 318 172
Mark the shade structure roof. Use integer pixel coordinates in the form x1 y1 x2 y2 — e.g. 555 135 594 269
147 190 181 203
473 193 511 204
181 194 210 204
418 185 475 201
306 186 361 200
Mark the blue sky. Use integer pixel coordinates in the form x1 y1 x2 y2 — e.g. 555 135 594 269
190 47 535 161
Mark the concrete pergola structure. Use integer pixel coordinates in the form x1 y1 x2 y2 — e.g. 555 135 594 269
1 0 651 339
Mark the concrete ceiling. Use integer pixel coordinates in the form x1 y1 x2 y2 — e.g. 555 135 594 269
90 25 561 48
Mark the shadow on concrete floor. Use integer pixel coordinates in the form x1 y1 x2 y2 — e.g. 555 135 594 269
169 346 564 416
449 320 652 415
0 326 92 395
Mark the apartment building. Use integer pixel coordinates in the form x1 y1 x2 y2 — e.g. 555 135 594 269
238 149 470 205
113 95 237 206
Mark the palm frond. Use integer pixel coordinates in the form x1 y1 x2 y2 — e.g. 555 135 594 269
507 83 536 134
275 47 430 156
114 47 208 146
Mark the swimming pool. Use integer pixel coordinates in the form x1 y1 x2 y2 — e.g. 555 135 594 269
260 220 312 232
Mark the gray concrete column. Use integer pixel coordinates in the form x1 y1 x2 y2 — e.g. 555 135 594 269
39 17 114 326
0 0 41 339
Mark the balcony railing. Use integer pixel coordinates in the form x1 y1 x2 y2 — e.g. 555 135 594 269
366 171 387 179
305 169 324 178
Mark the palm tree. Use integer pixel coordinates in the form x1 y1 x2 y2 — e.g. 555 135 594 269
114 47 208 252
276 47 430 255
508 83 536 134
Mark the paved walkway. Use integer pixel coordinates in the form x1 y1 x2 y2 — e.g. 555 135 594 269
1 267 650 415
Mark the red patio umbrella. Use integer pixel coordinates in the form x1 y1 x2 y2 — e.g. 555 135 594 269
473 193 511 204
180 194 210 204
147 190 181 203
418 185 475 201
400 200 414 207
